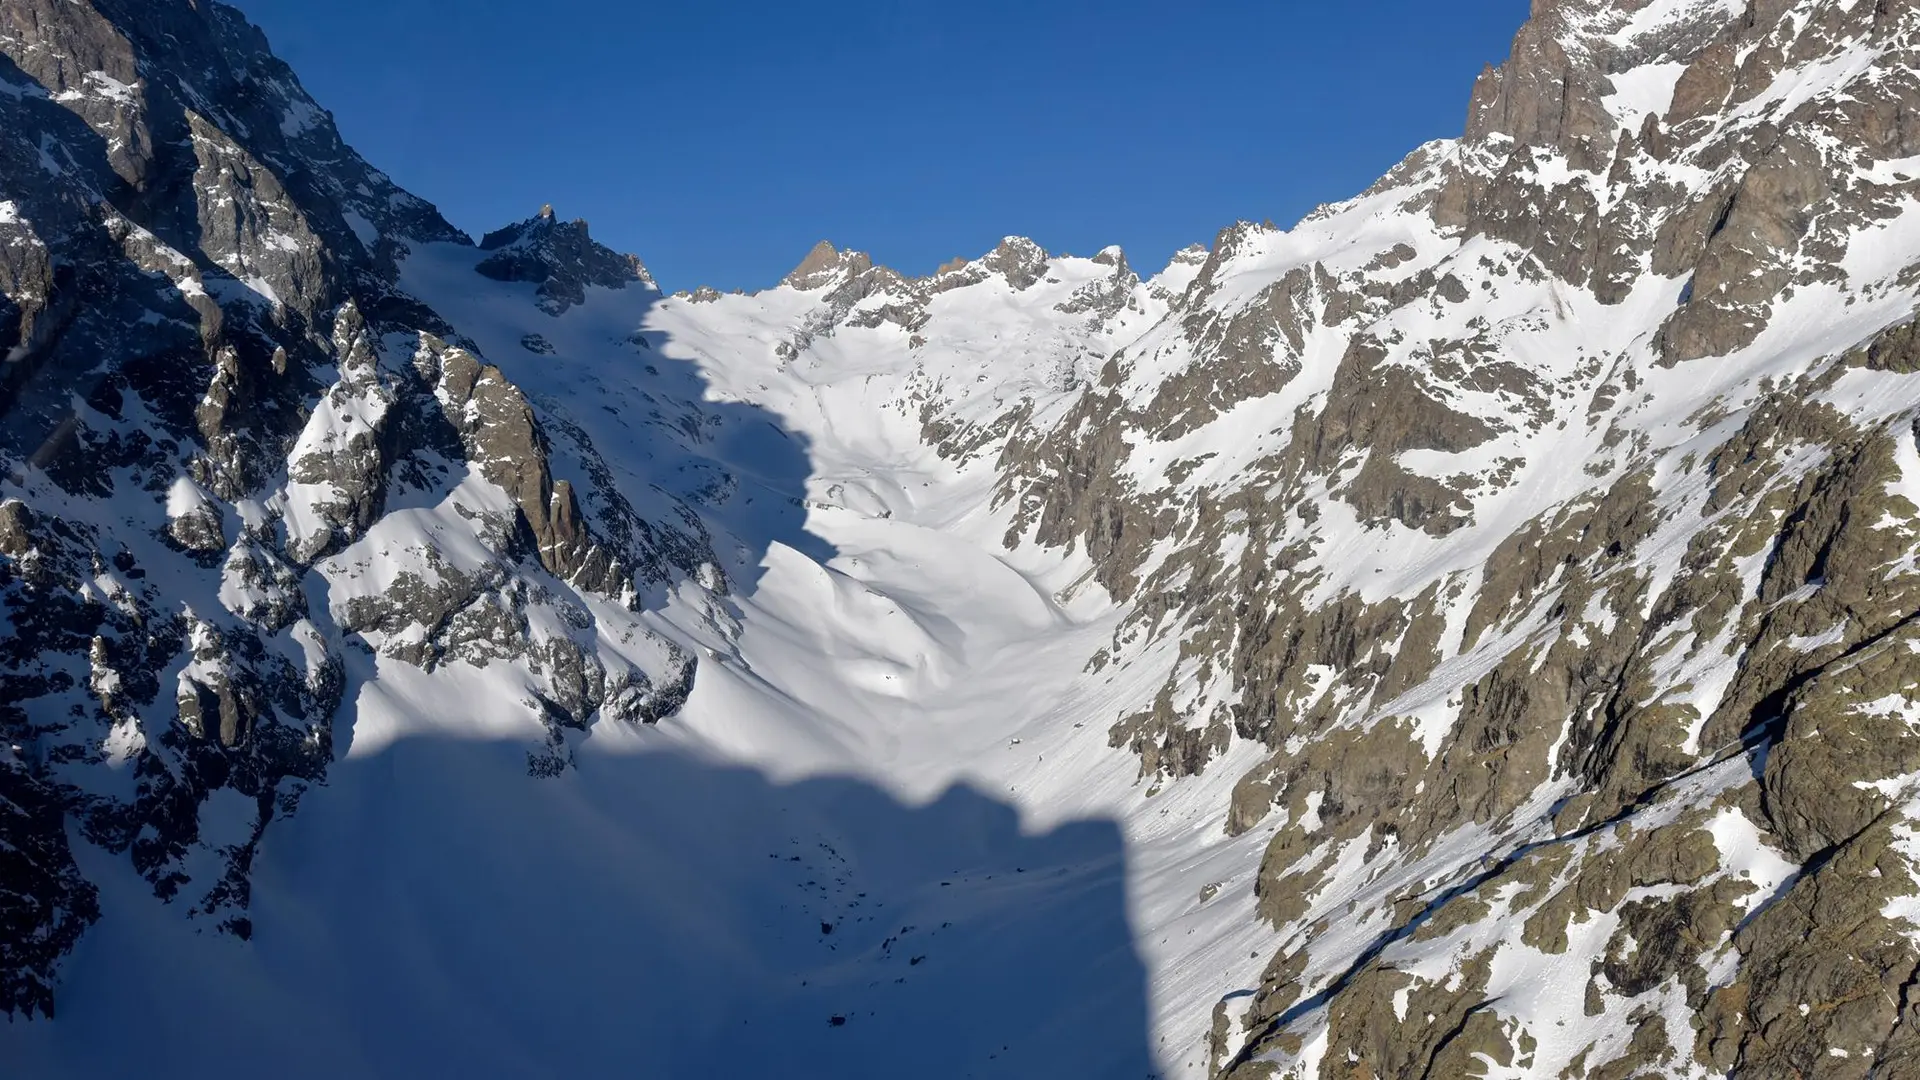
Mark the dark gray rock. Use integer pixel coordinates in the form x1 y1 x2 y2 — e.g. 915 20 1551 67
477 206 655 315
0 1 701 1017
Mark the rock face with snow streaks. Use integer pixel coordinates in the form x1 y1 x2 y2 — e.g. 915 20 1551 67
0 0 702 1020
477 205 657 316
964 0 1920 1074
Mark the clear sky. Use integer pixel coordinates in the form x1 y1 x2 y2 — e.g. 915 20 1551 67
227 1 1530 292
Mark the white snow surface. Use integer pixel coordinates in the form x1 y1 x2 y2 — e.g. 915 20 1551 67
4 240 1273 1080
21 149 1920 1080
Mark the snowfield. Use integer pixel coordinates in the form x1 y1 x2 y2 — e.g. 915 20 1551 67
5 240 1274 1080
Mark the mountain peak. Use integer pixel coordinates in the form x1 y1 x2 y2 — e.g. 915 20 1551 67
475 207 655 315
1091 244 1130 273
1168 243 1209 266
782 240 874 290
477 206 583 250
980 236 1050 290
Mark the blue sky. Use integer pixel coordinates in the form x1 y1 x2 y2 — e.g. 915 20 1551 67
230 1 1529 292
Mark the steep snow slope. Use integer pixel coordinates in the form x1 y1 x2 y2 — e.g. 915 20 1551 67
3 230 1257 1079
402 236 1287 1075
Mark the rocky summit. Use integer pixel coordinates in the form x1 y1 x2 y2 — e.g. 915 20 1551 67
6 1 1920 1077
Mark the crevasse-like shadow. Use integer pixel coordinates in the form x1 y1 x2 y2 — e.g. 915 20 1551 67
14 734 1163 1080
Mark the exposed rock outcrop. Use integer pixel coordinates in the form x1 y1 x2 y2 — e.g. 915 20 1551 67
477 205 656 315
0 0 707 1019
12 1 1920 1076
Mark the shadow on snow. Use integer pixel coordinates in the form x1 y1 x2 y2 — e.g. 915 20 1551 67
0 13 1159 1080
17 736 1162 1080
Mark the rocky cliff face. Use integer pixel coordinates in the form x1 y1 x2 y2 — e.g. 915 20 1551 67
0 0 705 1019
970 0 1920 1074
11 1 1920 1078
477 204 657 315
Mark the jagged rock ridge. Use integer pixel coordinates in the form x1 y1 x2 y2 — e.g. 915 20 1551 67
965 0 1920 1074
0 0 707 1020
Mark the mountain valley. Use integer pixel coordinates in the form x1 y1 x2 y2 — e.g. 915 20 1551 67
8 2 1920 1077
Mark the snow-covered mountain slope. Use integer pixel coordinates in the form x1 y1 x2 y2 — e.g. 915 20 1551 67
13 0 1920 1078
